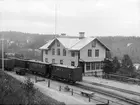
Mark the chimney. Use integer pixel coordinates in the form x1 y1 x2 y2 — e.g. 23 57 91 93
61 33 66 36
79 32 85 39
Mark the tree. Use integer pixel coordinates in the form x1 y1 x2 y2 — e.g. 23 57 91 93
22 77 36 105
118 54 134 76
112 56 120 73
103 59 114 74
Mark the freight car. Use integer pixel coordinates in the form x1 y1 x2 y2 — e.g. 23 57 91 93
14 58 29 75
0 58 83 83
0 58 15 71
28 60 52 77
51 64 82 83
14 58 29 69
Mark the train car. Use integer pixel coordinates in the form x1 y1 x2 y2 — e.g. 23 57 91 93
14 58 29 69
51 64 82 83
28 60 51 77
0 58 15 71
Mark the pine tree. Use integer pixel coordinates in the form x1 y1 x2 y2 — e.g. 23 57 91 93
103 59 113 74
118 54 134 76
112 56 120 73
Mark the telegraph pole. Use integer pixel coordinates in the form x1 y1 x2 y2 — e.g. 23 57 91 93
1 34 4 71
54 3 57 35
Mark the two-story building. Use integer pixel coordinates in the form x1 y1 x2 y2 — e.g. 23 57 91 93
39 32 110 76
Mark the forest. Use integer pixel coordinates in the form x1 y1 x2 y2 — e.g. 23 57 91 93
0 31 140 63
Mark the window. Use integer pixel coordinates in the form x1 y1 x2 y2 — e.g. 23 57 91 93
101 62 104 69
96 62 100 69
52 59 55 63
60 60 63 64
91 62 95 70
57 49 60 55
95 49 99 57
86 62 90 71
71 51 75 57
57 40 60 47
52 49 55 55
71 61 75 66
92 40 96 47
45 58 48 62
63 49 66 56
88 49 92 57
45 50 48 54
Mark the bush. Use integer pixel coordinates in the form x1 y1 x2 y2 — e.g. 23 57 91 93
0 71 66 105
22 77 36 105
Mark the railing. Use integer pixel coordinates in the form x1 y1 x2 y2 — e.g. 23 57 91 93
34 75 126 105
58 85 124 105
103 73 140 85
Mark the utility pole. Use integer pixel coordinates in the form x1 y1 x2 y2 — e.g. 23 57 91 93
54 3 57 35
1 34 4 71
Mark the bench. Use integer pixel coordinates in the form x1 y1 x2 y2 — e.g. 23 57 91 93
81 90 94 97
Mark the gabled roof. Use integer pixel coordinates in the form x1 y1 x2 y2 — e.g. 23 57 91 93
39 38 55 50
57 37 80 49
70 37 95 50
39 37 110 51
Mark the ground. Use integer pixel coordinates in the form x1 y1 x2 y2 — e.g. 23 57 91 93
6 71 96 105
0 70 65 105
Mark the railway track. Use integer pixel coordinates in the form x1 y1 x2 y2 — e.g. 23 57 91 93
8 71 140 105
75 83 140 105
27 72 140 105
83 80 140 97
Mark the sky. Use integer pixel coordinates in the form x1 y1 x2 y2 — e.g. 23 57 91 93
0 0 140 37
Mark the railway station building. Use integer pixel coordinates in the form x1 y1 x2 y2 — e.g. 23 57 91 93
39 32 110 76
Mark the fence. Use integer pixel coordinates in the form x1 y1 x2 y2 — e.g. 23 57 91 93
34 76 125 105
103 73 140 85
58 85 124 105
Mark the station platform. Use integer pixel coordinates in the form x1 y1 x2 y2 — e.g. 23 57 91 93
83 76 140 94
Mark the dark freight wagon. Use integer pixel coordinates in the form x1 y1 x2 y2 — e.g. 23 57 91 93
14 58 29 69
28 60 51 77
0 58 15 71
51 64 82 83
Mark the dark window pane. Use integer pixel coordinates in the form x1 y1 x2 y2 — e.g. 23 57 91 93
88 49 92 57
71 51 75 57
63 49 66 56
57 49 60 55
45 50 48 54
86 62 90 70
71 61 75 66
95 49 99 57
91 62 95 70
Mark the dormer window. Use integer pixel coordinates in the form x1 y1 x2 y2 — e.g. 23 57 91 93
71 51 75 57
45 50 48 54
92 40 96 47
57 40 60 47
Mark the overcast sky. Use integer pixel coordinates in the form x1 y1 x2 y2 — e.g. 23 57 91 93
0 0 140 37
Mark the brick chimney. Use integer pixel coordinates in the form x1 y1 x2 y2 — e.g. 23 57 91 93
79 32 85 39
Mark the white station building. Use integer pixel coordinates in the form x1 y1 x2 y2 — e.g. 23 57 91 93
39 32 110 76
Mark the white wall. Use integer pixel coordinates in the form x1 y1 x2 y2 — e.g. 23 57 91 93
43 39 79 66
80 40 106 73
80 40 106 62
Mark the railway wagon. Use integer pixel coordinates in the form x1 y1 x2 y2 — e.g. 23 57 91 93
14 58 29 69
0 58 15 71
51 64 83 83
28 60 51 77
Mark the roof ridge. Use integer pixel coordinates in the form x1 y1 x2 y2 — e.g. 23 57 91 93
70 39 81 49
71 37 96 50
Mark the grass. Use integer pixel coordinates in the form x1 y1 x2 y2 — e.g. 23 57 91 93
0 70 65 105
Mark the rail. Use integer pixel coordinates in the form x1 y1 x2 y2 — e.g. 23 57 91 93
58 85 125 105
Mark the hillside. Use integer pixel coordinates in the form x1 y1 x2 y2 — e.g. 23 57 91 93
0 31 140 63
